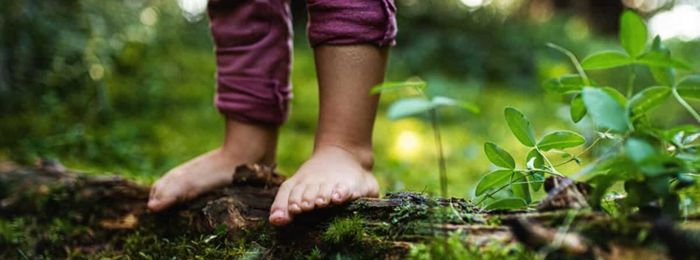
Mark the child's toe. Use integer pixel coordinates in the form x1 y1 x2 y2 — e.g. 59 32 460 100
301 184 320 211
269 181 293 226
287 184 305 214
331 184 351 204
315 184 333 207
147 195 175 212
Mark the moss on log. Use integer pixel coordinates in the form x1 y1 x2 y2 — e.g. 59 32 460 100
0 161 699 259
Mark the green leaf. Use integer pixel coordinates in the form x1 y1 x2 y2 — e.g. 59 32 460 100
484 142 516 169
628 86 671 116
484 197 527 210
636 51 692 70
371 80 426 94
537 130 586 151
504 107 537 147
475 170 512 196
582 87 629 132
526 149 545 192
529 172 545 192
675 75 700 100
619 10 648 57
511 171 531 203
625 137 674 177
386 98 435 120
661 125 700 145
625 138 655 164
431 96 480 113
601 87 628 106
581 51 632 70
648 36 676 85
543 74 584 94
570 94 587 123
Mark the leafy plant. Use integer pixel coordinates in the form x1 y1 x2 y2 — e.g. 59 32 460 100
372 79 479 198
475 107 587 210
475 10 699 216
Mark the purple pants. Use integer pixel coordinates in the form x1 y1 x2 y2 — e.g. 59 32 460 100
207 0 397 125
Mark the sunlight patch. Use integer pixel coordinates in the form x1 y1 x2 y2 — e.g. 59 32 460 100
460 0 489 9
649 4 700 41
178 0 208 22
394 130 423 160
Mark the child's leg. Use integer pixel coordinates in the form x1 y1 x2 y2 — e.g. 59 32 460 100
269 0 396 226
148 0 293 212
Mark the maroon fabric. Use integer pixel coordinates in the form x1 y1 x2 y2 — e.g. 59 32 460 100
307 0 397 47
208 0 397 125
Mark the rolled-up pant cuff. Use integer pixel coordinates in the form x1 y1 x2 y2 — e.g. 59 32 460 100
215 76 291 125
208 0 292 125
307 0 397 47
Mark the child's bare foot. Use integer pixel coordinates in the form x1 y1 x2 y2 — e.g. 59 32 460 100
267 45 388 226
148 120 277 212
268 145 379 226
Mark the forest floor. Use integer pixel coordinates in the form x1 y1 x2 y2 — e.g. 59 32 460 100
1 160 699 259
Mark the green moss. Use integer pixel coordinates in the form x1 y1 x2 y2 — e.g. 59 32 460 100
305 247 323 260
106 230 251 259
322 216 365 245
408 231 535 260
390 201 430 224
0 218 29 255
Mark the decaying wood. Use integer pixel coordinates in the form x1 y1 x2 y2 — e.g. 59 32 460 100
537 176 592 211
1 161 699 259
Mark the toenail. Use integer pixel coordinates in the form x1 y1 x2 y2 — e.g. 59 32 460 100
302 201 311 208
333 193 340 200
316 198 325 204
270 210 284 219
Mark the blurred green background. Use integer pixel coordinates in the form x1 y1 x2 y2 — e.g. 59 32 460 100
2 0 699 199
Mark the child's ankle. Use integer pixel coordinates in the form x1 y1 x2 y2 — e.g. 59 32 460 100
221 119 279 165
314 142 374 171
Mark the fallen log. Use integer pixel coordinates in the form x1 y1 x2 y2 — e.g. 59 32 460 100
0 161 698 259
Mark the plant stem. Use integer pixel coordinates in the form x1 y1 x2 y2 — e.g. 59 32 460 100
552 137 602 167
475 170 534 207
429 109 448 199
624 67 639 129
672 87 700 124
536 147 563 176
546 43 590 85
475 166 569 208
626 66 636 97
570 138 626 180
